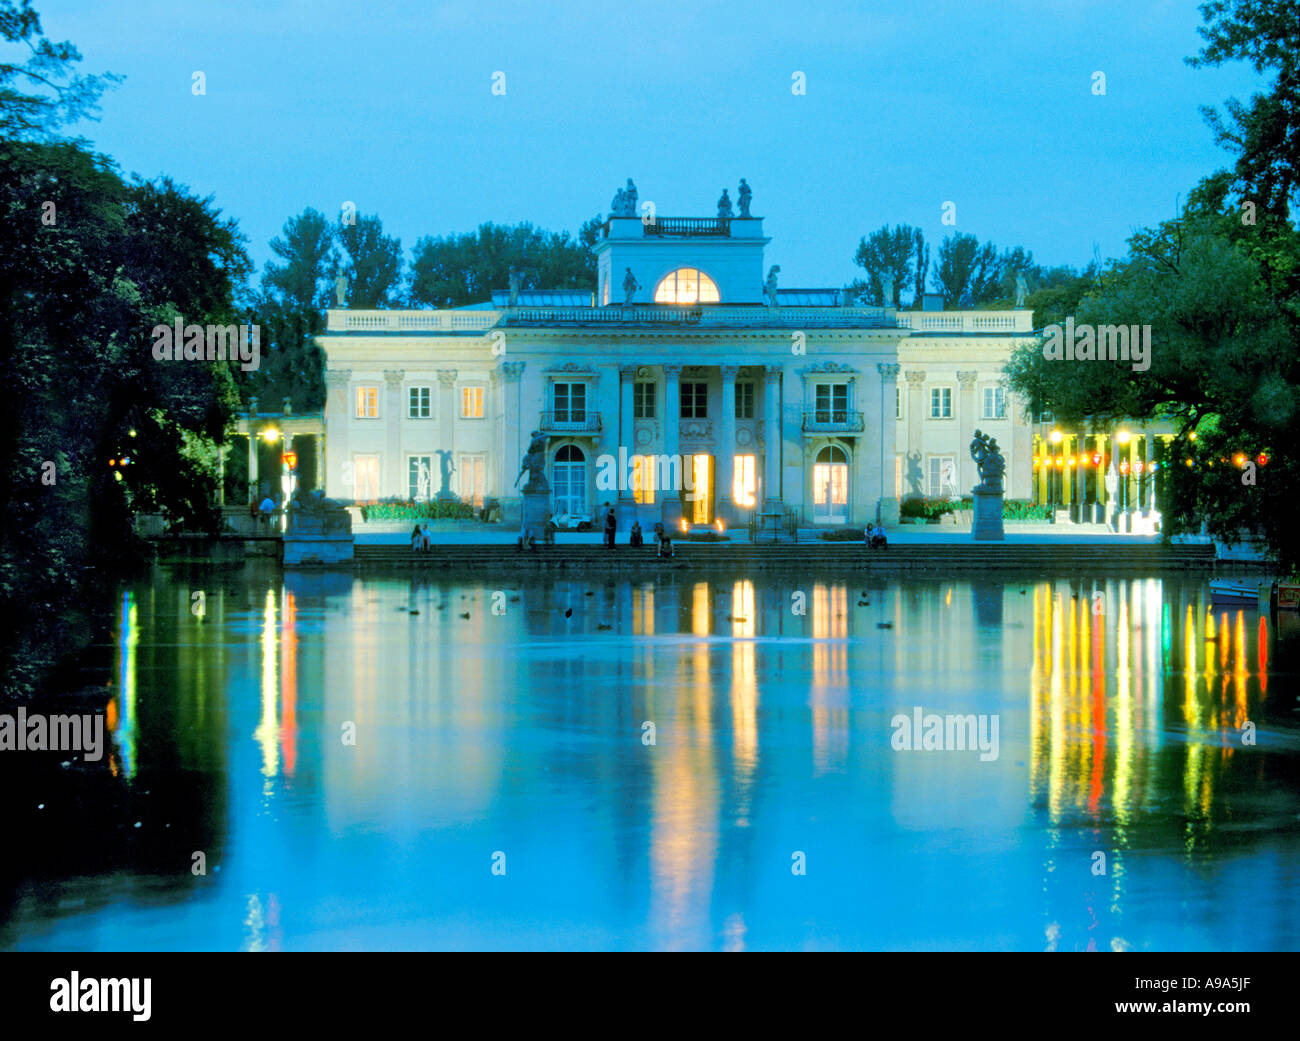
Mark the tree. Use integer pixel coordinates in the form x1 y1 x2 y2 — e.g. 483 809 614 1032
0 140 250 698
932 233 1010 307
407 221 597 308
1005 178 1300 568
0 0 121 139
1187 0 1300 218
851 224 926 306
337 212 402 308
248 208 336 412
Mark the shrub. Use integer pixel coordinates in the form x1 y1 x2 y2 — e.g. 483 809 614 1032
819 528 866 541
1002 499 1050 520
900 497 957 519
360 499 477 521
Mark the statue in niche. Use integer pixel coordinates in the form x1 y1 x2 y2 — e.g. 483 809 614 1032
717 188 733 218
622 267 640 305
764 265 780 308
737 178 752 217
969 429 1006 493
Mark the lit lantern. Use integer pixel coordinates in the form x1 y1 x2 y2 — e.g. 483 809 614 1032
1120 461 1130 475
1134 460 1145 475
1185 458 1194 467
1091 452 1102 467
1233 452 1246 469
282 452 298 470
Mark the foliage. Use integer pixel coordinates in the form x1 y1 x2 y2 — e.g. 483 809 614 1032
900 497 958 519
0 137 248 699
1001 499 1052 520
337 212 402 308
850 224 927 306
407 221 598 308
0 0 121 139
360 499 477 521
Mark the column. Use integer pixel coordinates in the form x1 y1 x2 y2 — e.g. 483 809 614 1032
904 370 926 498
1010 392 1032 501
384 369 404 498
498 362 524 511
956 370 978 495
763 364 781 509
246 431 259 503
718 365 738 521
662 364 682 526
877 363 900 525
437 369 457 499
324 368 350 499
618 365 638 523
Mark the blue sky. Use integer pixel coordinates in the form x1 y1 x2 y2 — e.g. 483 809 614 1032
45 0 1265 294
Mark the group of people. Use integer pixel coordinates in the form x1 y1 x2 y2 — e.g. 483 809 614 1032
865 523 888 549
600 504 674 557
410 523 433 551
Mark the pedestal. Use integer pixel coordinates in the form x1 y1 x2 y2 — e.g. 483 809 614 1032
971 488 1005 541
877 496 900 527
520 489 550 545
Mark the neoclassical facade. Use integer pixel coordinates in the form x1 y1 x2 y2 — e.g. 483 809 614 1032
319 195 1042 528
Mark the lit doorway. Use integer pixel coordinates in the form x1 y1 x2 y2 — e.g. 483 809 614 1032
459 453 485 508
687 453 713 524
552 444 587 517
813 445 849 523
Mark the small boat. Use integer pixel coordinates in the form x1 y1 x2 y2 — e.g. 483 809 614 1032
1210 579 1262 606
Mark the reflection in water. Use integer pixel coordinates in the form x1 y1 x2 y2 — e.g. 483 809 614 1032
7 566 1298 951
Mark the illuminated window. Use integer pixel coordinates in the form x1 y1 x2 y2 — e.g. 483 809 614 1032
352 455 380 500
733 454 756 507
461 385 484 419
355 385 378 418
654 268 720 304
632 455 656 504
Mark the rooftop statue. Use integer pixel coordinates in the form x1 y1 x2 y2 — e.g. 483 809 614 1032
507 268 521 306
969 429 1006 494
764 265 780 308
881 273 895 308
737 178 752 218
717 188 733 219
625 178 638 216
334 275 347 307
515 430 550 494
622 267 640 305
611 187 627 218
1014 271 1028 308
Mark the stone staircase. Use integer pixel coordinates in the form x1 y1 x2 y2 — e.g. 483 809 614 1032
354 542 1216 573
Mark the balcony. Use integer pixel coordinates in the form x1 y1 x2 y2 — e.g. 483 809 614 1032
642 216 731 237
539 410 601 435
802 408 865 433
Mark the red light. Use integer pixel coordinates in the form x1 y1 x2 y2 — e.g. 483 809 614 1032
1120 461 1130 475
1091 453 1102 467
1134 461 1145 474
1257 453 1268 466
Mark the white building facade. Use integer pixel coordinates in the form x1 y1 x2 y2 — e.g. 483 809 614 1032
319 199 1038 529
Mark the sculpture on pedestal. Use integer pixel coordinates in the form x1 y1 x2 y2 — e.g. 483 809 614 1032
881 273 895 308
737 178 752 217
764 265 781 308
515 430 550 494
515 430 551 550
622 267 640 305
969 429 1006 541
1014 271 1028 308
334 275 347 307
436 449 457 500
717 189 733 218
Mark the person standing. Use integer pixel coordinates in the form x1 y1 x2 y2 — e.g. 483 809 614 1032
603 503 617 549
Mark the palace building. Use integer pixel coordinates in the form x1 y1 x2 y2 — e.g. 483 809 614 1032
317 184 1161 530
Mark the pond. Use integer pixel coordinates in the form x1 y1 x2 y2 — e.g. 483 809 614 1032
3 562 1298 951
